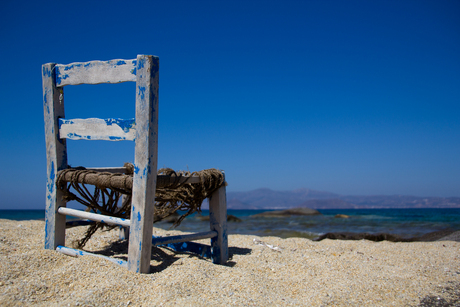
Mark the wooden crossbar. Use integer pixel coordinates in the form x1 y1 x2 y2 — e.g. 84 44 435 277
58 207 217 246
56 237 213 270
58 208 217 245
152 231 217 246
58 207 131 227
55 59 137 87
56 246 128 268
59 118 136 141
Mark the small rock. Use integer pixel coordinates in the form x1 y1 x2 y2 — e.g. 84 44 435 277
227 215 242 222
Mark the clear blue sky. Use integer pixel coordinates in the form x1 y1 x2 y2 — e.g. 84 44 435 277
1 0 459 209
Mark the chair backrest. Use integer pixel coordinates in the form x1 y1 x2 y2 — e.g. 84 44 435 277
43 55 159 273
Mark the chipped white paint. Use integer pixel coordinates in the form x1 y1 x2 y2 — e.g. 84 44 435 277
59 118 136 141
55 59 136 87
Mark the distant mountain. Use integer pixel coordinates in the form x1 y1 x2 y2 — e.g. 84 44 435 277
225 188 460 209
227 198 259 210
299 198 357 209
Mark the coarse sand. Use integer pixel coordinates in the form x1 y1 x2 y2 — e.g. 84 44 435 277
0 219 459 306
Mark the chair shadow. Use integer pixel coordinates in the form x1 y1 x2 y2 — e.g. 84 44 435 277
91 239 253 273
229 246 252 257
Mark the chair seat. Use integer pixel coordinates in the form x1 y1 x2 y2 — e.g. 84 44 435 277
56 166 217 190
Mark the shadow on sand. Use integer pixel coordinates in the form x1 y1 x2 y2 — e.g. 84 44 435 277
90 239 252 273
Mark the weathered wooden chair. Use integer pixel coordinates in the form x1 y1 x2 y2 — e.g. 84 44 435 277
43 55 228 273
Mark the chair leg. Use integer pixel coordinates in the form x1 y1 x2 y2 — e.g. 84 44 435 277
209 185 228 264
127 55 158 274
44 188 66 249
43 62 68 250
119 195 130 240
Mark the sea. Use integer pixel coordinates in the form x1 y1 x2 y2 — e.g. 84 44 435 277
1 208 459 240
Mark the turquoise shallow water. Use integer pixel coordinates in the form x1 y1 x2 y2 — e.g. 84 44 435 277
2 208 459 239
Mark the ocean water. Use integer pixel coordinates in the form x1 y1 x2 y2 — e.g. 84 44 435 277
2 208 459 240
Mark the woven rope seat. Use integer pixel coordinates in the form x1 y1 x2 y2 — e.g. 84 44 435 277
56 164 225 248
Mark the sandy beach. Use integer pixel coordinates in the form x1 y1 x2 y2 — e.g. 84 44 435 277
0 219 459 306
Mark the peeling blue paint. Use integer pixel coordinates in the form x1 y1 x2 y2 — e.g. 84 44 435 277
103 118 135 132
55 66 69 85
134 166 140 174
116 259 126 266
138 86 146 100
65 133 92 140
130 60 137 75
43 66 51 77
137 58 145 69
59 119 71 128
44 220 49 247
47 162 55 194
137 212 141 222
116 60 126 65
63 64 82 71
56 73 69 85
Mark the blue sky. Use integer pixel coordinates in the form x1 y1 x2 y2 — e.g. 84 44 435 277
1 0 459 209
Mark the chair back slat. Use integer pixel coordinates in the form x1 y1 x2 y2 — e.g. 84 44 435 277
55 59 137 87
59 118 136 141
